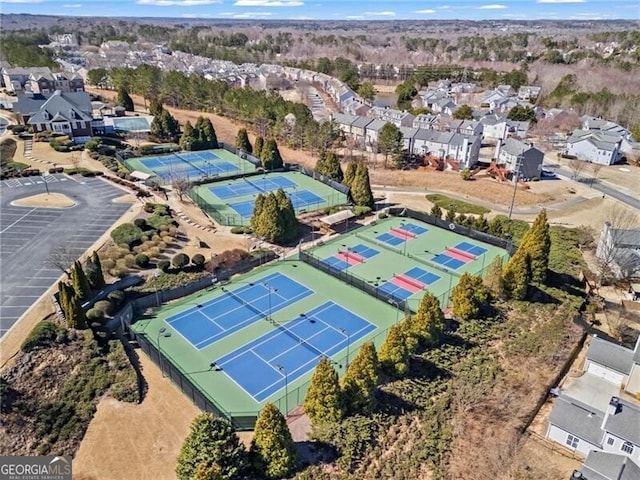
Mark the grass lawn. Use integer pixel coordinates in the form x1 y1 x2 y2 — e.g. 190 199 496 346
0 138 17 164
426 193 491 215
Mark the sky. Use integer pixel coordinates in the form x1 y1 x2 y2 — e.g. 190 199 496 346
0 0 639 21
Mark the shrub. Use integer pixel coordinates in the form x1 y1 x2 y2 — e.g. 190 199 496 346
134 253 150 267
148 246 161 258
107 290 125 306
133 218 148 229
21 321 64 352
192 254 205 266
168 226 178 236
158 224 170 233
147 212 174 230
353 206 372 216
172 253 190 268
94 300 114 316
230 226 253 234
123 254 135 268
157 242 167 250
101 258 116 270
110 267 127 278
157 259 170 272
86 308 104 321
111 223 144 247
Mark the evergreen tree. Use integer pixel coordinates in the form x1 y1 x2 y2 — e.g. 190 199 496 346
350 163 374 207
451 273 489 321
72 260 91 300
445 207 457 223
304 357 344 425
68 292 87 329
149 97 164 116
406 291 444 346
274 188 298 242
179 121 195 150
58 281 72 323
519 209 551 284
176 413 247 480
194 462 222 480
250 193 265 232
483 255 505 297
85 251 105 290
343 161 357 187
236 128 252 154
201 117 218 149
453 104 474 120
151 108 179 140
341 342 379 415
378 323 411 377
323 152 343 182
314 150 328 176
502 247 531 300
430 204 443 219
117 87 134 111
254 137 264 160
261 139 283 170
255 193 283 243
250 403 297 480
474 215 490 233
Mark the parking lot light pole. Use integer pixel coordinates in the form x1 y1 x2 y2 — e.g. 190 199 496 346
338 328 350 368
157 327 172 378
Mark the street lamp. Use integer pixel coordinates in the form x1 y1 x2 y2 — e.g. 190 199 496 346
157 327 172 378
388 298 401 324
508 154 523 220
276 364 288 416
154 271 161 306
338 328 350 368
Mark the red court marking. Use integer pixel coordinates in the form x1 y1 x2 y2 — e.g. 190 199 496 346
449 248 475 260
445 249 474 263
396 274 426 289
336 252 362 265
345 250 365 262
390 276 421 294
390 227 416 239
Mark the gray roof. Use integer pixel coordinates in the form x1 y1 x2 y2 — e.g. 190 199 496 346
567 130 622 152
580 452 640 480
603 398 640 445
587 337 635 375
414 128 453 144
351 116 373 129
450 133 478 147
500 137 540 157
548 395 605 446
365 119 387 133
27 91 92 125
399 126 418 139
332 113 357 126
616 228 640 246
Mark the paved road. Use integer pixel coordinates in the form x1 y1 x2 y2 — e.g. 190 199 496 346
0 174 133 336
0 117 8 136
555 167 640 211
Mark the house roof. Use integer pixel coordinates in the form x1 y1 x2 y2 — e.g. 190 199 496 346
399 127 418 139
587 336 635 375
603 398 640 445
568 130 622 152
332 113 357 126
365 119 388 133
500 137 540 157
351 116 373 129
27 90 93 125
548 395 605 446
414 128 453 144
449 133 478 147
580 452 640 480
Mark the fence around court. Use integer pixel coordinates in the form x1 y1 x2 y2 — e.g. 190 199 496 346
292 164 351 197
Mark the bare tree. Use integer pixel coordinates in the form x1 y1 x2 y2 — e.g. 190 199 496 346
171 177 192 202
567 158 586 179
46 244 81 277
595 208 640 283
590 162 602 186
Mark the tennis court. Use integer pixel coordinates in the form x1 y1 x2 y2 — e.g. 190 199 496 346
167 272 313 350
130 260 398 423
189 171 349 226
215 301 376 401
308 216 509 310
123 148 256 182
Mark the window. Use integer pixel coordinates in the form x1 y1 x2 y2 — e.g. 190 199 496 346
607 437 615 446
621 442 634 455
566 434 580 449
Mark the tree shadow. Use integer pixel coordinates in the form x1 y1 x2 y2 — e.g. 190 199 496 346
294 440 339 469
527 285 561 305
546 270 587 300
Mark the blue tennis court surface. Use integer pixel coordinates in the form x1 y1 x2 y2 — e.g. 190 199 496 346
209 176 296 200
229 190 326 219
376 232 405 246
322 256 350 271
399 223 428 235
405 267 441 285
349 244 379 258
378 281 414 300
456 241 487 256
168 272 313 350
215 302 377 401
431 253 465 269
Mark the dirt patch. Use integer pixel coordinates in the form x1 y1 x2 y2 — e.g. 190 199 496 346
31 141 78 167
11 192 76 208
73 353 199 480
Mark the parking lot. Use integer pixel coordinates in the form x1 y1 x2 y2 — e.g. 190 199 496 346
0 174 133 336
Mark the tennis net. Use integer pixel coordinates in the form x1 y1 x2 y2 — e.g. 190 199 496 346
173 152 207 175
244 176 265 193
223 288 270 319
270 316 326 358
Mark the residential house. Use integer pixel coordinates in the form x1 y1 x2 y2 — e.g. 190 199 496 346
480 114 509 140
2 67 52 93
432 97 457 116
412 114 439 130
450 82 477 94
344 100 370 117
14 90 94 142
506 120 531 138
418 89 451 111
497 84 514 96
481 89 507 107
331 113 358 136
445 119 484 137
517 85 542 102
350 117 373 148
581 116 630 138
399 127 418 152
368 106 415 128
495 138 544 180
547 395 640 463
413 129 480 169
566 130 623 165
573 452 640 480
364 119 387 151
338 88 357 109
490 96 521 114
596 222 640 279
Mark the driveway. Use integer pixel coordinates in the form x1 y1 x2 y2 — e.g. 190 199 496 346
0 174 133 336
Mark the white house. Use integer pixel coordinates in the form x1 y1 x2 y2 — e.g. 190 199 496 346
546 335 640 462
331 113 357 136
566 130 623 165
573 452 640 480
364 119 387 150
412 113 439 130
596 221 640 280
368 106 415 128
581 116 630 138
517 85 542 102
480 114 509 140
413 129 480 169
